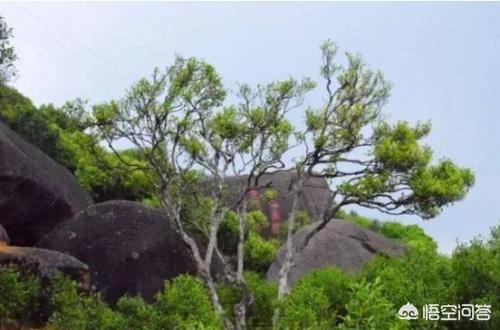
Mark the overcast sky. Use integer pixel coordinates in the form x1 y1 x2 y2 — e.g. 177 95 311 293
1 2 499 254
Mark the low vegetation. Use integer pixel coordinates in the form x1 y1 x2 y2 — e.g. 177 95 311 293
0 214 497 329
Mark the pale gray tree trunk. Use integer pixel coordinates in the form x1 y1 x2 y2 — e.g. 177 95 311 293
273 175 303 326
163 199 232 329
234 199 251 330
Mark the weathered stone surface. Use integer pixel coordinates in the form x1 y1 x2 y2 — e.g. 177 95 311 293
0 245 89 287
267 219 406 285
0 120 92 246
0 224 8 244
223 171 331 223
37 200 222 303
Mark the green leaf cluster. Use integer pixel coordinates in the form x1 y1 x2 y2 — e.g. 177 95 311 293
243 232 279 273
278 267 353 329
0 267 40 326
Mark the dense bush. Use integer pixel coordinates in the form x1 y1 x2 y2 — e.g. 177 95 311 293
0 269 226 329
217 271 278 327
218 209 279 274
244 232 278 273
451 224 500 329
339 278 407 330
338 209 438 250
0 267 40 328
245 271 278 327
47 273 223 330
115 296 158 330
0 222 498 329
361 250 454 329
217 211 240 255
278 267 353 329
48 275 123 330
155 275 221 329
378 221 437 251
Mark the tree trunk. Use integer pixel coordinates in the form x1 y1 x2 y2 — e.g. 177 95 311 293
234 199 250 330
234 285 253 330
168 205 232 328
273 175 303 326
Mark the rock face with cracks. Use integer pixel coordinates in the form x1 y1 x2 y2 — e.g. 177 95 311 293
37 200 223 303
267 219 406 286
0 120 92 246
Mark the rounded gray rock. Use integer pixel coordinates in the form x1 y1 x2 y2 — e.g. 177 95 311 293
37 200 223 303
0 120 92 246
267 219 406 285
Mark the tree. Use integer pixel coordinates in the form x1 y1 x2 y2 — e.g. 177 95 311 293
91 57 313 329
91 41 474 329
0 16 17 85
274 41 475 317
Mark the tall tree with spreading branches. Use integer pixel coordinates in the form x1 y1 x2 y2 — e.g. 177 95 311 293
274 40 474 322
91 41 474 329
91 57 314 329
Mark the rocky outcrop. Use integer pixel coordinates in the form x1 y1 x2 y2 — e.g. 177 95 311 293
0 245 89 287
267 219 406 285
37 200 223 303
0 121 93 246
223 171 331 223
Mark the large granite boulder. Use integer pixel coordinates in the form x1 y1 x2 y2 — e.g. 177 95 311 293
0 245 89 287
0 224 8 245
223 171 331 223
267 219 406 285
0 121 92 246
37 200 223 303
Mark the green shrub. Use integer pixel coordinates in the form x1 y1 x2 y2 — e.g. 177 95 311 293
48 275 123 330
451 224 499 329
264 189 278 201
246 210 268 232
337 209 437 251
155 274 221 329
379 221 437 251
218 210 239 254
49 274 223 330
0 267 40 327
245 271 278 328
217 281 241 323
278 267 352 329
217 272 277 327
361 249 454 329
244 232 278 273
116 296 159 330
295 210 312 230
338 278 407 330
